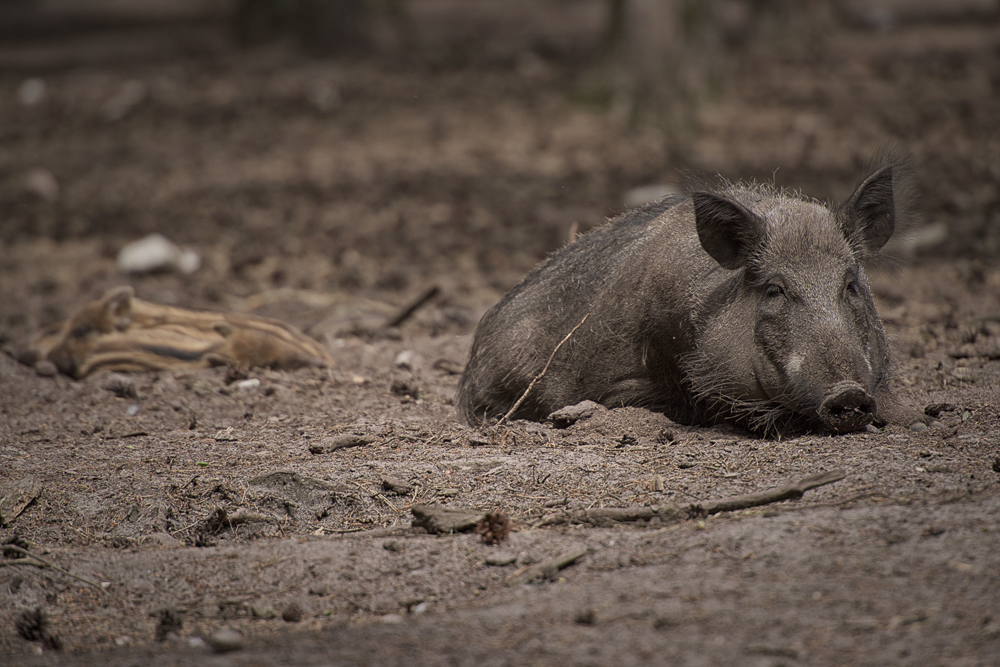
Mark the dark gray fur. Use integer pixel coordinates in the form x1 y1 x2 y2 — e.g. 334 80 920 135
457 152 912 435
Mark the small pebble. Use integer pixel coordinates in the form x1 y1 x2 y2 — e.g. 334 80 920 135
117 233 200 275
23 167 59 201
909 422 929 433
17 78 47 106
251 605 276 620
484 552 518 566
236 378 261 390
207 628 243 653
394 350 416 369
549 400 602 428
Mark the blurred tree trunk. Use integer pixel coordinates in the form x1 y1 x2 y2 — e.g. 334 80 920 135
601 0 829 137
602 0 726 141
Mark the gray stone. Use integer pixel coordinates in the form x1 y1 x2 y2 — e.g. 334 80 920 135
549 400 604 428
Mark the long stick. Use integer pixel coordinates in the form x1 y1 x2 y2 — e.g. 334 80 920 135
688 469 847 517
532 470 848 527
385 285 440 329
495 313 590 427
1 545 106 593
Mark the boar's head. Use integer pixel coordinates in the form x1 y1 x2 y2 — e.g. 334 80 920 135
45 286 137 378
684 155 908 434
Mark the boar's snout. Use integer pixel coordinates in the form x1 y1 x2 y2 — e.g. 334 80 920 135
818 381 876 433
47 348 79 378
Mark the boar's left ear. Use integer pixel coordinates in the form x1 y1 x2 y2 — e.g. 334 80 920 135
693 192 766 270
101 286 136 332
840 162 896 253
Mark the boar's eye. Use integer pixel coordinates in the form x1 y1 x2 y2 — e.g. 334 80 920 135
845 281 860 297
70 324 94 339
764 283 785 298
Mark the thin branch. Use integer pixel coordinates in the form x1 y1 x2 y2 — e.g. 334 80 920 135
503 548 590 586
687 469 847 517
495 313 590 427
385 285 440 329
533 470 848 527
1 545 106 593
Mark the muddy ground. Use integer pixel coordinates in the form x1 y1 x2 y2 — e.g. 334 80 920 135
1 2 999 665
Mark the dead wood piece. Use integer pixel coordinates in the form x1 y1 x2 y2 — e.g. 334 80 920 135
381 476 415 495
581 506 656 525
0 544 106 592
227 509 278 525
0 476 42 526
687 469 847 518
310 434 375 454
537 504 682 528
410 504 485 534
201 507 277 533
504 548 590 586
385 285 440 329
532 471 845 529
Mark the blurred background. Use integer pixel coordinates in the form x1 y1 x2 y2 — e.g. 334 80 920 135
1 0 998 345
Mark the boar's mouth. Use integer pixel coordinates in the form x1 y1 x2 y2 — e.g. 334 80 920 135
817 381 877 433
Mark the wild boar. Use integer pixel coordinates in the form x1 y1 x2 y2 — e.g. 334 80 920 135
457 152 913 435
16 286 333 379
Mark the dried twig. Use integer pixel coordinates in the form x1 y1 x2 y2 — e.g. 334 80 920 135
503 548 589 586
1 545 106 593
533 470 848 528
385 285 440 329
495 313 590 427
535 504 682 528
687 469 847 518
0 476 42 525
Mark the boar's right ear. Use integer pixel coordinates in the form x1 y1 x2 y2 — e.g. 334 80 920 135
101 286 136 331
840 161 896 253
693 192 766 270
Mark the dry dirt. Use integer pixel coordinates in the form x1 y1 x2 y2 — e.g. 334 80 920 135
1 4 999 665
